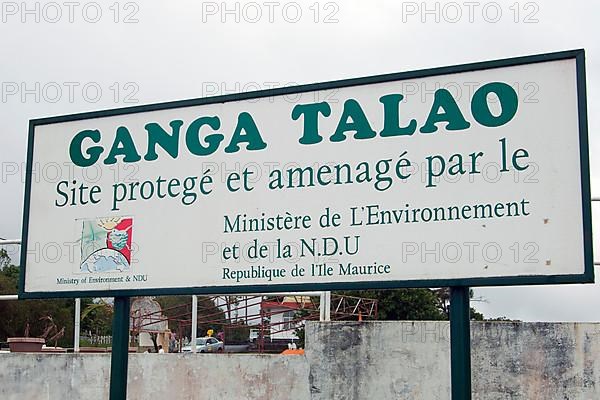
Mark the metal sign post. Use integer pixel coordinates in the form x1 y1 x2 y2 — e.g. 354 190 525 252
450 287 472 400
191 295 198 353
109 297 131 400
74 298 81 353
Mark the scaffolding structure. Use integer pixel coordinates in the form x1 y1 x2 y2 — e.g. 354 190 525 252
130 293 378 353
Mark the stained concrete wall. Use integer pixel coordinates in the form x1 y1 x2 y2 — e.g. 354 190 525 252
306 321 600 400
1 322 600 400
306 321 450 399
0 353 310 400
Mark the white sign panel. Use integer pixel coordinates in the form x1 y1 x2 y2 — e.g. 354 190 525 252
20 50 593 298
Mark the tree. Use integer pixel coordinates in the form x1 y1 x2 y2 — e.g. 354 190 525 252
0 249 12 269
337 288 484 321
0 250 75 347
225 321 250 344
81 298 113 336
221 295 241 322
435 288 484 321
339 289 448 321
0 249 19 293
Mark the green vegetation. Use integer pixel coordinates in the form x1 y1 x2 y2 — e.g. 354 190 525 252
338 288 483 321
0 249 76 346
0 250 115 347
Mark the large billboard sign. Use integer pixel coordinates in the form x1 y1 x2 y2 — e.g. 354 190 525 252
20 50 592 298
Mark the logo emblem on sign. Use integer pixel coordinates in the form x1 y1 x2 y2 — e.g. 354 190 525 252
78 217 133 273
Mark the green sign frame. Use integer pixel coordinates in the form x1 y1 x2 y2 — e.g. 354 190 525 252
19 49 593 299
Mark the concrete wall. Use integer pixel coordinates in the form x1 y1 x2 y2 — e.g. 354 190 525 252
1 321 599 400
0 352 311 400
306 321 600 400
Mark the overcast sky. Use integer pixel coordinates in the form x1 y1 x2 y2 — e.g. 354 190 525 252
1 0 599 321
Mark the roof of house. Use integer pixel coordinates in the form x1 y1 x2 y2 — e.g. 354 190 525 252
261 296 315 311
